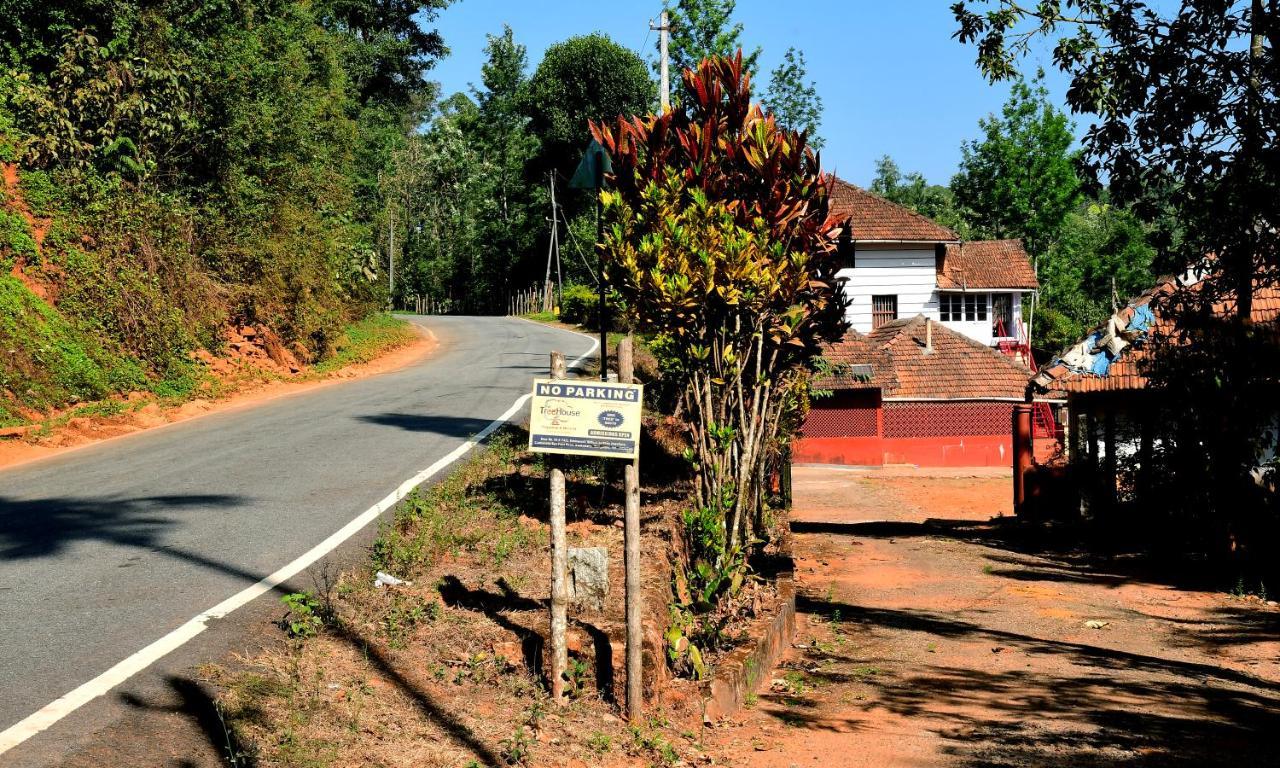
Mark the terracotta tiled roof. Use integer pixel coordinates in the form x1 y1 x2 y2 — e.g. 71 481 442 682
938 240 1039 290
1031 276 1280 395
827 177 959 243
815 315 1034 399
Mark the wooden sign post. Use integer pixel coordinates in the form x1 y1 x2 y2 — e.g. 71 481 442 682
530 349 644 714
618 335 643 722
547 351 569 701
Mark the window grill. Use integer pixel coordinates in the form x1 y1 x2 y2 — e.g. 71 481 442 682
872 295 898 329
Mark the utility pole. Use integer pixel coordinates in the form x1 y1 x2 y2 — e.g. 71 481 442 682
544 172 558 314
651 10 670 112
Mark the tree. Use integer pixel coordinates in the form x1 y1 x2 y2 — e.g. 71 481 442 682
950 75 1082 257
593 54 844 600
870 156 972 237
317 0 454 108
1036 200 1156 353
524 34 654 185
664 0 761 77
464 25 542 304
954 0 1280 560
763 47 823 149
953 0 1278 321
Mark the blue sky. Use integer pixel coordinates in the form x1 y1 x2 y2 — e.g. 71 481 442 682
425 0 1080 186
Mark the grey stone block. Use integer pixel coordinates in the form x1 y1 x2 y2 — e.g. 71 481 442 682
568 546 609 611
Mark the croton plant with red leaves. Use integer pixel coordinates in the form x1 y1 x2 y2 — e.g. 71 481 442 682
589 52 848 618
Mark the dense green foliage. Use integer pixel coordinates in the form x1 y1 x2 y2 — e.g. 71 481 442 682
0 274 145 424
0 0 451 416
951 77 1082 258
1036 200 1156 351
955 0 1280 559
762 47 824 149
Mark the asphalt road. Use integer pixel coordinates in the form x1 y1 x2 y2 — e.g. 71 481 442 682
0 315 595 765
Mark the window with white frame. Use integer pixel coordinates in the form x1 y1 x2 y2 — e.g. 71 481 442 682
940 294 961 321
940 293 987 322
965 293 987 321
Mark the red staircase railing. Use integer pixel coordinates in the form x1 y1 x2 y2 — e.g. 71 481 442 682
996 318 1058 440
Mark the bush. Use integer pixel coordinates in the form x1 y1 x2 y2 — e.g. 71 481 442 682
559 284 596 326
558 283 627 330
0 210 37 268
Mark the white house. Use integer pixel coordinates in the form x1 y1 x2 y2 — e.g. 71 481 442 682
827 178 1039 352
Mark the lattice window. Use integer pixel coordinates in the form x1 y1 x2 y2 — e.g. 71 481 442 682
802 393 880 437
882 401 1013 438
872 295 898 329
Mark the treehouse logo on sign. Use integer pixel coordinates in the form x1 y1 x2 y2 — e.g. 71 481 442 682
529 379 643 459
538 399 581 426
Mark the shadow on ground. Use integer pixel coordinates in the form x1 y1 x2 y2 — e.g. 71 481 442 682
774 593 1280 767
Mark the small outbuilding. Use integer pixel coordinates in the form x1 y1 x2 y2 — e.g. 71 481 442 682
796 315 1058 467
1028 274 1280 515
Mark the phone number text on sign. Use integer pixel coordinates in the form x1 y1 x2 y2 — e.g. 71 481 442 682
528 379 643 459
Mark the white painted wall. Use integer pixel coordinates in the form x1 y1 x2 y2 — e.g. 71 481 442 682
838 246 1030 348
837 249 938 333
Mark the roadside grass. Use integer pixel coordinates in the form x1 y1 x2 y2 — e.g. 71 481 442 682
212 426 695 768
4 313 417 435
522 310 558 324
310 313 418 376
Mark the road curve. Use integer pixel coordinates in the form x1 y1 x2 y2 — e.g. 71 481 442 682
0 315 596 763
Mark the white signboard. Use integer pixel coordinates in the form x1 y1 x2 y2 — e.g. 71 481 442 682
528 379 644 459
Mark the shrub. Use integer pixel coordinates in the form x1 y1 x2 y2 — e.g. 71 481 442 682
594 54 845 559
558 283 596 326
0 210 37 268
558 283 627 330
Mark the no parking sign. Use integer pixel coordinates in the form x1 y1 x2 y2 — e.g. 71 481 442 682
528 379 643 459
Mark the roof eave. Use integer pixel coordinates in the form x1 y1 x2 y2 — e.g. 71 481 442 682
853 238 962 246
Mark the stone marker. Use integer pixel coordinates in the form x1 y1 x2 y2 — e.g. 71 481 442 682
568 546 609 611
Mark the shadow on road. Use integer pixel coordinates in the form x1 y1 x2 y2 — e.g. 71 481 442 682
0 493 246 562
117 676 258 768
354 413 500 436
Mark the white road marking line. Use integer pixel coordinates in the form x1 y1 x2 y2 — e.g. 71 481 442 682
0 326 598 756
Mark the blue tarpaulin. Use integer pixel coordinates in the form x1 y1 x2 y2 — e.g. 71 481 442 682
1128 304 1155 333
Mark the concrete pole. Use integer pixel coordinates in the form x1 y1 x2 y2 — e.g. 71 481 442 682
1012 403 1033 515
658 10 670 112
618 336 643 721
549 351 568 701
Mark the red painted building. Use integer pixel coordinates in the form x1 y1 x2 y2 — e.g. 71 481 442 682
798 316 1056 467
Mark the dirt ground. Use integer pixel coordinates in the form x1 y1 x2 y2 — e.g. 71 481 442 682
706 465 1280 767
